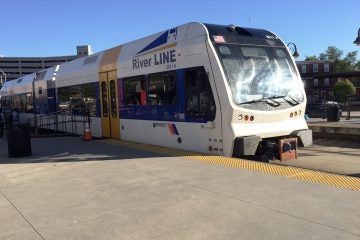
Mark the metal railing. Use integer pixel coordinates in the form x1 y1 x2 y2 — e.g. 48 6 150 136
27 108 88 137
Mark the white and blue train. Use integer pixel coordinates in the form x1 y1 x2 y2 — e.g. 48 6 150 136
0 22 312 160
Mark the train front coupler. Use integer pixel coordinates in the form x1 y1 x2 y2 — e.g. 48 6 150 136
233 135 301 161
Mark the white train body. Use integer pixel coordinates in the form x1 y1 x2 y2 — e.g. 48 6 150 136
0 23 312 160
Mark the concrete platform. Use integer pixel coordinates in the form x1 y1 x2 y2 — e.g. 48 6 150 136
307 111 360 140
0 137 359 240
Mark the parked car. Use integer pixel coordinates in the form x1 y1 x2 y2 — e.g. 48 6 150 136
305 102 326 118
305 101 342 119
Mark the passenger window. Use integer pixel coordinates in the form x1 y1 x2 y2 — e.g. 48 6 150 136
82 83 97 117
123 76 146 106
58 87 70 111
57 83 97 116
69 86 83 109
26 93 33 113
185 67 216 120
148 71 176 106
20 94 26 113
101 81 108 117
109 80 117 118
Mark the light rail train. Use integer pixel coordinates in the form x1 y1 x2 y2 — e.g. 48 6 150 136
0 22 312 160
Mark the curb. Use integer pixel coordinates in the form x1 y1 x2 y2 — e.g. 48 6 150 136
308 123 360 141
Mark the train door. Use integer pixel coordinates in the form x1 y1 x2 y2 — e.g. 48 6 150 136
184 67 223 154
99 70 120 138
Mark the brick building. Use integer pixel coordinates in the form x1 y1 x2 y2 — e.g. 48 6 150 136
296 60 360 102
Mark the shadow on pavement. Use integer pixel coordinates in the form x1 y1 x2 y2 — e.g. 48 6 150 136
348 173 360 178
0 136 168 164
313 138 360 149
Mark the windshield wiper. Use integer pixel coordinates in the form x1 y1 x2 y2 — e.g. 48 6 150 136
239 95 300 107
284 95 300 106
272 95 300 106
239 96 282 107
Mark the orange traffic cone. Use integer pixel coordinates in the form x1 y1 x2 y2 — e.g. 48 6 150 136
83 122 93 141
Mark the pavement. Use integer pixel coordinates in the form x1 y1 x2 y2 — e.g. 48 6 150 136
273 137 360 177
0 136 360 240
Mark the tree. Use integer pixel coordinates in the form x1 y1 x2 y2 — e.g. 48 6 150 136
355 61 360 71
306 46 359 72
319 46 343 61
333 79 356 119
335 51 359 72
335 59 353 72
304 55 317 61
333 79 356 102
344 51 358 65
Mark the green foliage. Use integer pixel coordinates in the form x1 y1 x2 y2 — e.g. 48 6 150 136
355 61 360 71
335 59 353 72
344 51 358 65
304 55 317 61
306 46 359 72
319 46 343 61
333 79 356 102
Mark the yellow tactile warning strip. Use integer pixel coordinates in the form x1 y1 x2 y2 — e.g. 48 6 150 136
104 139 360 191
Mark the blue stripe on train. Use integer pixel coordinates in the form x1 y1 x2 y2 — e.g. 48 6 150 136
137 31 169 55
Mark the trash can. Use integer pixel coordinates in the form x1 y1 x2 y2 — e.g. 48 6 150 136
326 105 341 122
7 126 32 157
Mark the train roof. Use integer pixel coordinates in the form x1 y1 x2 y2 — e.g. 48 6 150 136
55 52 103 87
2 22 283 92
35 65 60 82
0 72 36 97
204 23 275 39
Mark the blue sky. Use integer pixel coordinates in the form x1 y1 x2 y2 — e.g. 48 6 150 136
0 0 359 60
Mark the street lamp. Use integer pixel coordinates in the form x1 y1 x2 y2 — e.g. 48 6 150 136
346 27 360 120
287 42 299 58
353 28 360 46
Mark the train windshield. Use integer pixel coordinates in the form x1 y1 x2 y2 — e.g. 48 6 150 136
216 44 304 107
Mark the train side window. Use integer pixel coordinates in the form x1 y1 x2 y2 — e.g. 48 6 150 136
109 80 117 118
14 95 21 111
58 84 96 116
58 87 70 111
148 71 176 106
20 94 26 113
101 81 108 117
69 86 83 109
3 96 12 108
185 67 216 120
123 75 146 106
83 83 97 116
26 93 33 113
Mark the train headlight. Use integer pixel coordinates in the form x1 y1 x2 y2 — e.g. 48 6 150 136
238 114 254 122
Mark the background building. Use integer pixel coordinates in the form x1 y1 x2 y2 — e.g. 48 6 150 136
0 45 92 83
296 60 360 102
